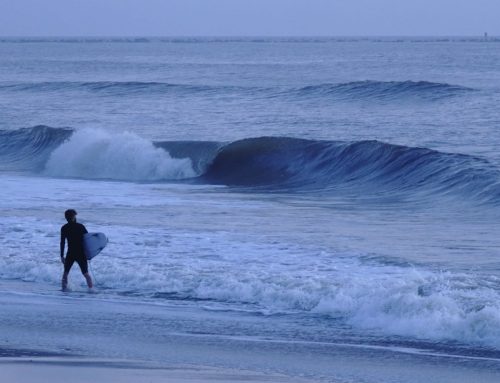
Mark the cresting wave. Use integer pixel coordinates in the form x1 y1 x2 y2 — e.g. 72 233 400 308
0 126 195 180
203 137 500 204
44 129 196 181
0 80 472 101
1 126 499 203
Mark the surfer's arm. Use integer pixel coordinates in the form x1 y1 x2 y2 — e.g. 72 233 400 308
60 228 66 261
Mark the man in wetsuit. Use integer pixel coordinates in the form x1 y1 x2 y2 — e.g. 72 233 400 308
60 209 93 291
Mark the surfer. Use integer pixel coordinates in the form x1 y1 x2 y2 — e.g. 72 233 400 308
60 209 93 291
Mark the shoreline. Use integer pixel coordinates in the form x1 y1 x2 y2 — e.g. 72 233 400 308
2 281 500 383
0 354 312 383
0 342 316 383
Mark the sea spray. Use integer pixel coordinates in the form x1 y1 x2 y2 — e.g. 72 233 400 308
44 129 196 181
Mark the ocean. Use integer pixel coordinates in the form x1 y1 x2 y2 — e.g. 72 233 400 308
1 37 500 382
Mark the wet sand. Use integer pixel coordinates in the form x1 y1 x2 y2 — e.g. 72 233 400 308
2 281 500 383
0 355 312 383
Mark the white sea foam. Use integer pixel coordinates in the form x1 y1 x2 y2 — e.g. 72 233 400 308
1 212 500 349
44 129 196 181
1 173 500 351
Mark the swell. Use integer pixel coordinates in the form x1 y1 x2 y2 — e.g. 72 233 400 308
0 80 472 101
0 81 261 97
1 126 499 204
284 80 473 101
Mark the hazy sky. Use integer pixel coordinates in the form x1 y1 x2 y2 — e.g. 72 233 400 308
0 0 498 37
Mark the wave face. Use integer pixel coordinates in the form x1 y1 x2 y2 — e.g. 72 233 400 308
0 126 72 171
204 137 500 204
285 81 473 101
1 126 499 204
0 80 471 101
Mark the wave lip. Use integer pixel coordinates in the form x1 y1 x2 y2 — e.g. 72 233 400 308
286 80 473 101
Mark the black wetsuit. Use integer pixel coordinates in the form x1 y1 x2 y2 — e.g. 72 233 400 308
61 222 88 274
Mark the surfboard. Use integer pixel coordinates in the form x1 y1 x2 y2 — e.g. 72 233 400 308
83 232 108 260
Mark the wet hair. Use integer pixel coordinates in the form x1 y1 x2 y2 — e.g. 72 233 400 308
64 209 77 222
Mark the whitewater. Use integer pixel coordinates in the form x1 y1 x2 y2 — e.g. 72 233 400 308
1 37 500 382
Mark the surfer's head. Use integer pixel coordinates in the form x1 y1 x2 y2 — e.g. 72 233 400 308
64 209 77 223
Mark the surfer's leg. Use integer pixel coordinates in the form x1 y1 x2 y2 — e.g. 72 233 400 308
62 272 68 290
83 273 93 289
62 256 75 291
76 257 93 288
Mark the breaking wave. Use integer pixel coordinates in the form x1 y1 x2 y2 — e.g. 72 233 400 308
1 126 499 203
44 129 196 181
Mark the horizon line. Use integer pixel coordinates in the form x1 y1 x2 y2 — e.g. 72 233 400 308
0 34 496 38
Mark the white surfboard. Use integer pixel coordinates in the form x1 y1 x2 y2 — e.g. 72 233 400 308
83 232 108 260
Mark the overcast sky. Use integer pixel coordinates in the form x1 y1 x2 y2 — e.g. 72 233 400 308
0 0 498 37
